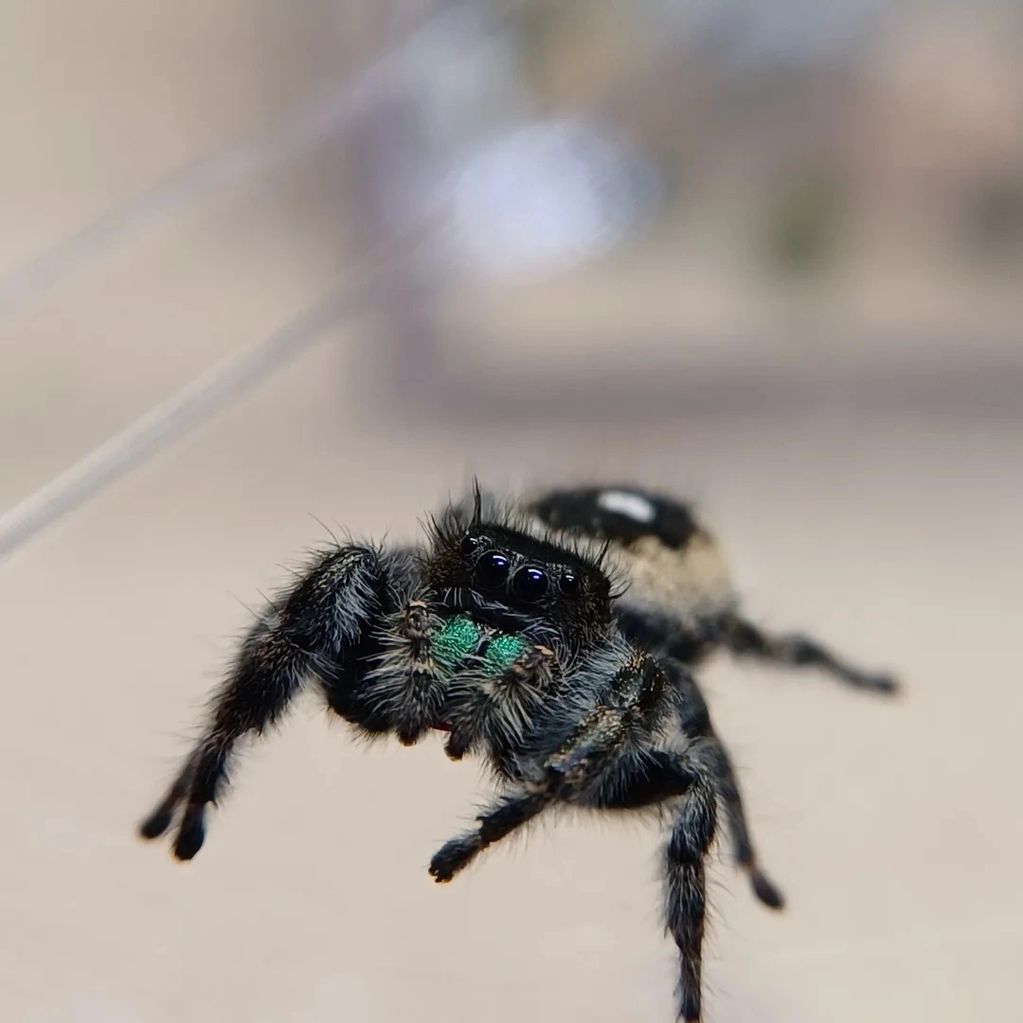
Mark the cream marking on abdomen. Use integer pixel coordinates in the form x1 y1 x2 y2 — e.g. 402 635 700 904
607 533 737 623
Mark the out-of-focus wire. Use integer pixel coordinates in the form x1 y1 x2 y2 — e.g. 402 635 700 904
0 279 370 563
0 2 527 562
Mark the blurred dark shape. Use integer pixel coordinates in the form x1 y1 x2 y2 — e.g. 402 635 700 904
765 169 846 275
966 176 1023 261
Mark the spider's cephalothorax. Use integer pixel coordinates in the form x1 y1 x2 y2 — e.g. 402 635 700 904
140 484 897 1023
425 508 614 654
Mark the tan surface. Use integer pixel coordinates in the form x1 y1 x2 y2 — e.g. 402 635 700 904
3 6 1021 1021
0 2 372 511
2 330 1020 1021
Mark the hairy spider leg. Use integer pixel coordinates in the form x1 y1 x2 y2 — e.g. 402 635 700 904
662 761 717 1023
427 789 550 883
719 614 898 694
661 657 785 910
591 609 786 910
139 544 389 860
429 649 720 1022
426 650 678 879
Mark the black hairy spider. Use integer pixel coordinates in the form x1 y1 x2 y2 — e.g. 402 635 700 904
140 483 896 1022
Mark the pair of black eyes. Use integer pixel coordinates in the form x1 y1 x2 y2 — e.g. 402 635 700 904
473 550 579 602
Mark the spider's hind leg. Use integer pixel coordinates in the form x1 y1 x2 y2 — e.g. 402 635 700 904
663 658 785 910
720 614 898 694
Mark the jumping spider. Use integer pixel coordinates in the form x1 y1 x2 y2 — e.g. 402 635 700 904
140 483 896 1022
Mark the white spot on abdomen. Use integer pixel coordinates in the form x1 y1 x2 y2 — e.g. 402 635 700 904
597 489 656 523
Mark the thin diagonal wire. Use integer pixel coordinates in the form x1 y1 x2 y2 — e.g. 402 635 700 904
0 278 365 563
0 3 524 561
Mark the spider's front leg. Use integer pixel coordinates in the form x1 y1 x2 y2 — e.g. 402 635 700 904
428 649 673 879
429 649 720 1021
427 788 550 882
427 649 659 881
139 543 390 860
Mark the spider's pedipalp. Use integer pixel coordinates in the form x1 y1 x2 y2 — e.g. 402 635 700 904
363 596 450 747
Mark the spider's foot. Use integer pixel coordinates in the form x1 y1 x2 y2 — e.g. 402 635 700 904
173 810 206 861
138 806 174 841
443 732 471 761
749 867 785 910
678 992 701 1023
428 835 480 883
396 723 424 746
864 672 900 695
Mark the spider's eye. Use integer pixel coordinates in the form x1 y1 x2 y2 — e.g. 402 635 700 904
511 566 549 603
459 534 478 559
559 571 580 596
475 551 510 588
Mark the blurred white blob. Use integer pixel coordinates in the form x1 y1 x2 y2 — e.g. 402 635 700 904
438 116 662 280
360 6 663 282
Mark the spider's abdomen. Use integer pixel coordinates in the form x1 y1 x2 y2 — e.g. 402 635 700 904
530 485 698 550
525 485 737 630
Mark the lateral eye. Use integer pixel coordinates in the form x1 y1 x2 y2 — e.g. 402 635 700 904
559 571 580 596
475 550 510 589
511 566 549 603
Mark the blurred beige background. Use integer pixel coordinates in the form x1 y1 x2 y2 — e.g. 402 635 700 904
1 3 1021 1022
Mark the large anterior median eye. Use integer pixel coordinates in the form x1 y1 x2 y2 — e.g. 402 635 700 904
475 550 510 588
511 565 549 603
